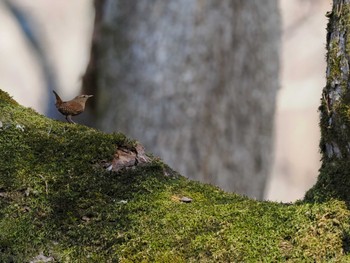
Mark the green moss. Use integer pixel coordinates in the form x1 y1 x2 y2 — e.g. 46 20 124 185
1 90 350 262
305 160 350 204
0 90 18 105
342 3 350 55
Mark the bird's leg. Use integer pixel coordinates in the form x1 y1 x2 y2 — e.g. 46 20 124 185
66 115 76 124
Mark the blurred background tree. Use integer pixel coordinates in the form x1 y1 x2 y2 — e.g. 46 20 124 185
83 0 280 199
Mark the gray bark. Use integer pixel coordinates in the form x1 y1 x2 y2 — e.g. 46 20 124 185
93 0 280 199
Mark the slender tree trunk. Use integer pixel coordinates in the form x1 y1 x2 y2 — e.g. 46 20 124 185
86 0 280 199
306 0 350 203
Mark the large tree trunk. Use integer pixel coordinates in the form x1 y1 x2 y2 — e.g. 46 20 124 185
306 0 350 203
87 0 280 199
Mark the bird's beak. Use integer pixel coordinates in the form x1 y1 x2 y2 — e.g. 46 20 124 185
88 95 93 98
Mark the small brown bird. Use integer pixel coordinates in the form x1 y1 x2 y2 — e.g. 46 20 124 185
53 90 93 124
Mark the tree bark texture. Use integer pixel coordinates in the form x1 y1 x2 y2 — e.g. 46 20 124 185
91 0 280 199
306 0 350 203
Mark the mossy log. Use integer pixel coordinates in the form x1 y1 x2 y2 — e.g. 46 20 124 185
1 89 350 262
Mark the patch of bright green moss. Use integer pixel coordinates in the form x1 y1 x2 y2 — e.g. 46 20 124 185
1 89 350 262
0 90 17 105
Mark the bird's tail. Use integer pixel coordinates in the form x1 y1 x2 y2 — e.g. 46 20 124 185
52 90 62 105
